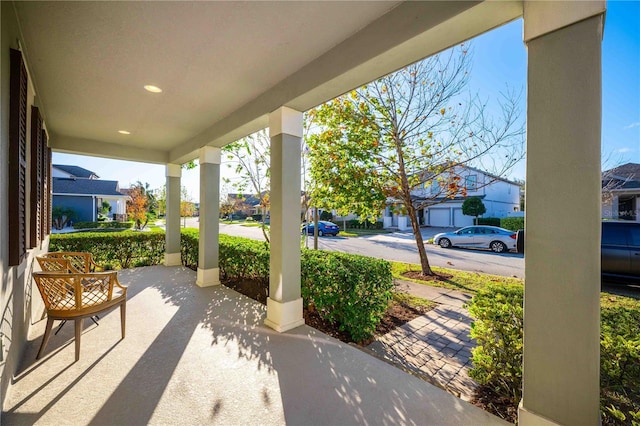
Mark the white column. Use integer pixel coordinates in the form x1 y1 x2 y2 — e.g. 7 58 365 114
165 164 182 266
265 107 304 332
519 2 605 425
196 146 221 287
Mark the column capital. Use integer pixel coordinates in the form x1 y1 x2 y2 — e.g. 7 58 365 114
199 146 221 165
523 0 605 42
269 106 303 138
166 163 182 178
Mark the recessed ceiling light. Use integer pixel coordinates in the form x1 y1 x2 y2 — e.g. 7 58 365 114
144 85 162 93
118 130 131 135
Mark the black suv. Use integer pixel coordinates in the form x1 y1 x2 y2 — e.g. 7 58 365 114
601 221 640 279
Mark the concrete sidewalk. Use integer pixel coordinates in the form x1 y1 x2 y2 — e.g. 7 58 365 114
368 279 478 400
2 266 505 425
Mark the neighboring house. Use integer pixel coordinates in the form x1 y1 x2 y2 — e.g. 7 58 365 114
227 193 264 217
52 164 128 223
602 162 640 222
383 165 521 229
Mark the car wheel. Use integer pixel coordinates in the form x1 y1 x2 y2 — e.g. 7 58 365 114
439 238 452 248
318 230 324 236
490 241 507 253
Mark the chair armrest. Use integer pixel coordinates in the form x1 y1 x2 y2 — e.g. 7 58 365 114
89 257 105 272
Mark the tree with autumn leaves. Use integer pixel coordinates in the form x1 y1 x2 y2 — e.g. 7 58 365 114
307 45 524 276
126 181 158 230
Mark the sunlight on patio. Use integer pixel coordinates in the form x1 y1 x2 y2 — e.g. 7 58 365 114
3 266 505 425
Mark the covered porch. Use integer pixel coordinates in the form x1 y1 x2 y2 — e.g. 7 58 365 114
2 265 502 425
2 1 606 424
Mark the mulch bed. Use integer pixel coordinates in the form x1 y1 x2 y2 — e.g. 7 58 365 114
401 271 453 281
223 277 432 345
470 386 518 423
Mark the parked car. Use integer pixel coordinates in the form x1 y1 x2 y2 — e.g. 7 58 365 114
601 221 640 279
301 221 340 236
433 225 517 253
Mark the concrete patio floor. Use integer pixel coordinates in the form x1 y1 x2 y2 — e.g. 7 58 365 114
2 265 507 425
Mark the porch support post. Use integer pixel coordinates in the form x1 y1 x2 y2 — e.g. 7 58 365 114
265 107 304 332
164 163 181 266
196 146 221 287
520 2 605 425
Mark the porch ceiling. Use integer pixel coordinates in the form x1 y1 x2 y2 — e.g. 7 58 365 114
13 1 522 165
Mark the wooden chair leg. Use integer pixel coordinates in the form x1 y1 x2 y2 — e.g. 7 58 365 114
74 319 83 361
36 317 55 359
120 302 126 339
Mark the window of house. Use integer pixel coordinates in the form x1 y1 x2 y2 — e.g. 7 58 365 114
465 175 477 191
9 48 28 266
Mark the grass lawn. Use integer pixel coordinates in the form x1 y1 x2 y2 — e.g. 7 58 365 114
390 261 523 293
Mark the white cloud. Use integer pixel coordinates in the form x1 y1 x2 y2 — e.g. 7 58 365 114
624 122 640 129
618 147 633 153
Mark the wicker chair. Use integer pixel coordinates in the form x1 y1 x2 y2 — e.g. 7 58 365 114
37 251 104 274
33 271 127 361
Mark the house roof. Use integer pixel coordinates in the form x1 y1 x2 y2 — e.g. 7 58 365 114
52 177 126 197
52 164 99 179
603 162 640 190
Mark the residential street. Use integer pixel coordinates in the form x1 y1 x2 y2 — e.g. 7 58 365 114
204 220 525 278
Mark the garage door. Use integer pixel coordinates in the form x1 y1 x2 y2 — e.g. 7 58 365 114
429 208 450 227
453 208 474 227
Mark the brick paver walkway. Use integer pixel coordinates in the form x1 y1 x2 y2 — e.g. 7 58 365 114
367 283 478 400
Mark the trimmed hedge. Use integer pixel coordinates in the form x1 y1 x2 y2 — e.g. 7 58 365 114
500 217 524 231
342 219 384 230
181 229 392 342
50 231 164 269
474 217 501 227
51 229 393 343
301 250 393 342
73 221 134 230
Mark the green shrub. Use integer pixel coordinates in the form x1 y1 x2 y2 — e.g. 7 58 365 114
467 284 524 403
73 221 134 230
344 219 383 230
468 287 640 424
475 217 501 226
180 228 199 270
500 217 524 231
600 300 640 425
320 210 333 221
301 250 393 342
218 234 270 282
50 231 165 269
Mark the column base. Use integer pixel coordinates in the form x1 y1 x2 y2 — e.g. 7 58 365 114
518 401 561 426
164 252 181 266
196 267 220 287
264 297 304 332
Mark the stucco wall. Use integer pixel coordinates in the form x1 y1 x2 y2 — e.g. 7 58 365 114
1 2 48 413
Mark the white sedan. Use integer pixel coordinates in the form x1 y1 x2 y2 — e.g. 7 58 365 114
433 225 517 253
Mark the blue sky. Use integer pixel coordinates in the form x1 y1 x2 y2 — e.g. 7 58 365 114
53 1 640 202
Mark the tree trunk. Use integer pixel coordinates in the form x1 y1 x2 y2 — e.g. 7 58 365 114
407 202 435 276
261 207 270 243
313 208 319 250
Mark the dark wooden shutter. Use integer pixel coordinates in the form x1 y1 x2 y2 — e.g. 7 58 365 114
9 48 28 265
30 106 43 247
42 131 50 237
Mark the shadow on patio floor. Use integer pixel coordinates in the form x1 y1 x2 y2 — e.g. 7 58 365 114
2 265 506 425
